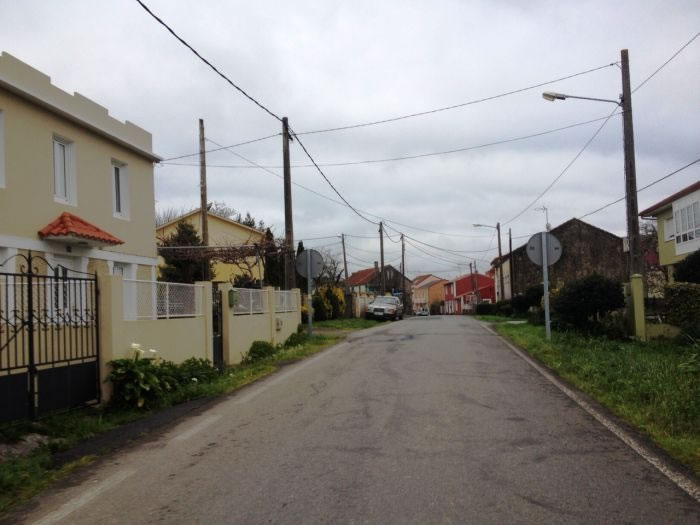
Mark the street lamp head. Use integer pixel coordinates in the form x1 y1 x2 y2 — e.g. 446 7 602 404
542 91 566 102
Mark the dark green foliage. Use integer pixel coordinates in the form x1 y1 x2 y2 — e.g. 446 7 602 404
665 283 700 337
232 274 261 288
284 332 308 348
263 228 284 288
312 294 329 321
109 354 220 409
475 303 496 315
552 273 624 331
159 222 215 283
512 285 544 314
242 340 277 363
495 300 514 317
674 249 700 284
295 241 307 292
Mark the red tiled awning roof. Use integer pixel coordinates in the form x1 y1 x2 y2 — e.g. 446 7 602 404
38 212 124 246
347 267 376 286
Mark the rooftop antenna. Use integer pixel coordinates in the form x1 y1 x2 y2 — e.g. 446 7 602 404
534 205 551 231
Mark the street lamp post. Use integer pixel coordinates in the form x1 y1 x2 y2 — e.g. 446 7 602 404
542 48 644 338
474 222 505 302
542 49 641 276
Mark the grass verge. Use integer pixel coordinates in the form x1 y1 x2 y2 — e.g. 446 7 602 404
489 321 700 475
312 318 382 330
0 331 346 515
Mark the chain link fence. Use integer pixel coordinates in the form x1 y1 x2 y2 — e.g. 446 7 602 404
123 280 204 320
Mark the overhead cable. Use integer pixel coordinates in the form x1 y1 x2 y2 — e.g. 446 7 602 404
162 115 620 170
294 63 617 135
580 157 700 219
161 133 280 162
134 0 282 122
632 32 699 94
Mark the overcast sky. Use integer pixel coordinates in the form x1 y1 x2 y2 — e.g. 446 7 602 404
2 0 698 279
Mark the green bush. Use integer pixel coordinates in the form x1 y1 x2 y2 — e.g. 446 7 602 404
665 282 700 337
495 300 513 317
512 285 544 314
674 249 700 284
551 273 624 332
284 331 308 348
475 303 496 315
109 353 165 409
242 340 277 364
312 293 331 321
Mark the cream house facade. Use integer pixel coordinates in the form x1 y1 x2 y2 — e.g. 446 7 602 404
156 209 265 283
0 52 161 278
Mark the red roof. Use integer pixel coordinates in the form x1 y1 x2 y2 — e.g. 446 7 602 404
639 181 700 216
347 267 376 286
38 212 124 245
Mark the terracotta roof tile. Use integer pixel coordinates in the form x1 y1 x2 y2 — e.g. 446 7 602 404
38 212 124 245
347 267 376 286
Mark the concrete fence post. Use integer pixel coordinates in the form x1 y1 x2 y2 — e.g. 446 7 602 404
266 286 276 343
195 281 213 362
97 274 123 403
630 274 646 341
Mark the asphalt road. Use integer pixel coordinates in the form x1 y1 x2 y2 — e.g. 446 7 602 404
17 316 700 524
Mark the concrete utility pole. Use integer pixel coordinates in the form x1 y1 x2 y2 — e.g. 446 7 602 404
379 221 385 294
401 234 406 301
620 49 642 275
341 234 349 294
496 222 504 303
282 117 296 290
198 118 209 281
508 228 513 297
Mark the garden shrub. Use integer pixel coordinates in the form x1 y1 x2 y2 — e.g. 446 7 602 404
475 303 496 315
495 300 513 317
665 282 700 337
242 340 277 363
512 285 544 314
674 249 700 284
312 292 332 321
551 273 624 332
109 352 164 409
284 331 308 348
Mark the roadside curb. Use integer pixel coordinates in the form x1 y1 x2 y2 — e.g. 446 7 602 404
477 320 700 504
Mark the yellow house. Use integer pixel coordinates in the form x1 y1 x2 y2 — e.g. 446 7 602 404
156 209 265 283
0 52 161 279
640 181 700 281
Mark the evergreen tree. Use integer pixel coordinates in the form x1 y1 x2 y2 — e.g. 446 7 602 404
159 222 215 283
263 228 284 288
296 241 307 291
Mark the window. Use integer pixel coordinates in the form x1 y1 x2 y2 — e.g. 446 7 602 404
674 201 699 245
0 110 5 188
111 161 129 219
53 136 75 204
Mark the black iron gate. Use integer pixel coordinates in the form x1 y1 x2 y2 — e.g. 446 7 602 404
212 285 223 367
0 251 100 422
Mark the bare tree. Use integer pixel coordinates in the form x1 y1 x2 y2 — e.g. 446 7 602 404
155 206 191 227
317 249 344 285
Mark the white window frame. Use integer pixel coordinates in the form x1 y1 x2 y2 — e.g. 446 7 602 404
111 160 129 219
672 194 700 256
52 135 77 205
0 110 5 189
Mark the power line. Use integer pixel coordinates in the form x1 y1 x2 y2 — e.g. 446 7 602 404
289 128 378 225
632 32 699 94
161 133 280 162
134 0 281 122
162 115 619 170
502 106 620 225
294 63 617 135
580 157 700 219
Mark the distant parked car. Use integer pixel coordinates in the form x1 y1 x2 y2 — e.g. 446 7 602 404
415 307 429 316
366 296 404 321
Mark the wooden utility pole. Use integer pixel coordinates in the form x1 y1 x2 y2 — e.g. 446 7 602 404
341 234 349 294
496 222 504 303
379 222 385 294
508 228 513 297
282 117 296 289
401 234 406 301
198 118 209 281
620 49 642 275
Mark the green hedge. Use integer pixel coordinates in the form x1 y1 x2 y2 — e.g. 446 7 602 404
665 283 700 337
